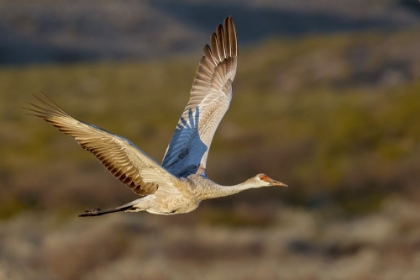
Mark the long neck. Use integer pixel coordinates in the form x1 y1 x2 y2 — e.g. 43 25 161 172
195 178 259 201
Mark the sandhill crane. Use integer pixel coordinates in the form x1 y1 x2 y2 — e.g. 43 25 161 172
28 16 287 217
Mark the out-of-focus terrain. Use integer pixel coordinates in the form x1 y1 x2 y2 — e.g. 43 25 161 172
1 0 420 65
1 1 420 279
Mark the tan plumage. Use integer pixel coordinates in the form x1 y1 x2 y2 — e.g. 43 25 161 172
162 16 238 177
28 16 287 217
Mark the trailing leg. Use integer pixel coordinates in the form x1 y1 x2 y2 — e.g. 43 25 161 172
78 205 134 217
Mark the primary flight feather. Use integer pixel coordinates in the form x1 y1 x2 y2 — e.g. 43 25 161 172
28 16 287 217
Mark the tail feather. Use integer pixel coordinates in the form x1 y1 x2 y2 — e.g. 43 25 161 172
78 205 134 217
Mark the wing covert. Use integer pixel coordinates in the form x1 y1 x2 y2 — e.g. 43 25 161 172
162 16 238 177
28 93 178 197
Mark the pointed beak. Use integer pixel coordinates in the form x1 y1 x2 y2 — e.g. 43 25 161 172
270 179 288 187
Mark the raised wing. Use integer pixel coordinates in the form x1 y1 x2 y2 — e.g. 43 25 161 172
162 16 238 177
28 93 178 197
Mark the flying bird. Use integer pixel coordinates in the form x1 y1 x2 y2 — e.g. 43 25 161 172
28 16 287 217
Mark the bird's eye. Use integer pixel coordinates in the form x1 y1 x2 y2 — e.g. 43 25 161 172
260 174 269 182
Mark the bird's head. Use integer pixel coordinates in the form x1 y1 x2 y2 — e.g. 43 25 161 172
252 173 288 188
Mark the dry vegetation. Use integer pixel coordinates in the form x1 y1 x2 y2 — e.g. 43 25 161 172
1 195 420 280
0 28 420 279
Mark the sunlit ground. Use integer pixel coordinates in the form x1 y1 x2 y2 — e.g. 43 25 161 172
1 28 420 279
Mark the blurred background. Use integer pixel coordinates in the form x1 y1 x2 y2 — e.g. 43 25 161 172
1 0 420 279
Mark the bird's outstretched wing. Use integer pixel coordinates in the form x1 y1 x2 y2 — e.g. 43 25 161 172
162 16 238 177
28 93 178 197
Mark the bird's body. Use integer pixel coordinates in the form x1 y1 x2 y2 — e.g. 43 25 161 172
28 16 287 217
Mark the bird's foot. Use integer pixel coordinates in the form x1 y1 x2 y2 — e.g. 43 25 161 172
78 208 101 217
